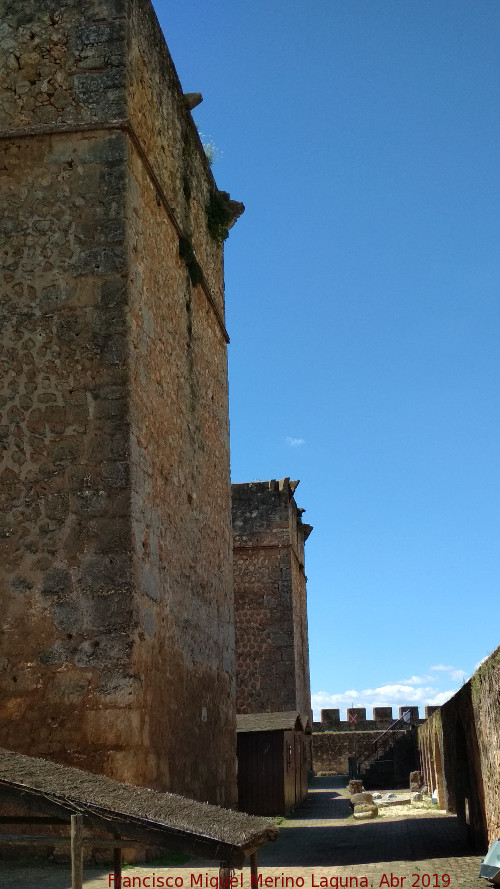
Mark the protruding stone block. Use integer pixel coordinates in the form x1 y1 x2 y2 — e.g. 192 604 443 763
183 92 203 110
321 708 340 727
399 706 419 722
347 707 366 724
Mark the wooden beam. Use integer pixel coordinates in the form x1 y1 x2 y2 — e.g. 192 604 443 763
71 814 83 889
0 816 68 824
113 846 122 888
0 835 141 847
250 852 258 885
0 836 70 845
219 861 231 889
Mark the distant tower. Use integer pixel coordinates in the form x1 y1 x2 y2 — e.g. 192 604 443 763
0 0 242 807
232 479 312 727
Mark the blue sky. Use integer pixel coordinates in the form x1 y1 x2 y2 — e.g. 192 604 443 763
152 1 500 719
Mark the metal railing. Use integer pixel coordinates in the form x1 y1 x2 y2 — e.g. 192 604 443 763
354 710 417 776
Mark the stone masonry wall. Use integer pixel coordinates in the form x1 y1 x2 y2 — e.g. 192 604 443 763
419 644 500 848
471 645 500 844
0 0 237 807
232 479 312 727
313 731 407 775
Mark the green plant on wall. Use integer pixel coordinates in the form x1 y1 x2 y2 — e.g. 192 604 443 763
178 236 203 287
194 125 220 167
202 139 219 166
206 190 234 242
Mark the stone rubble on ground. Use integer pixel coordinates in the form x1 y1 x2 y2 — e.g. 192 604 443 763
353 802 379 820
350 791 374 806
409 770 423 792
348 779 363 794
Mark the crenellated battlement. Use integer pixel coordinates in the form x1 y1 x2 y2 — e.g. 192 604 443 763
313 705 439 732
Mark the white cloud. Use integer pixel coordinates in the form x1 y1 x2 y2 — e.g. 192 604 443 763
426 689 458 706
285 436 305 447
429 664 468 682
312 664 468 720
396 674 432 686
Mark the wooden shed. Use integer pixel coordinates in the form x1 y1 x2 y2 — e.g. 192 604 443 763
236 712 310 816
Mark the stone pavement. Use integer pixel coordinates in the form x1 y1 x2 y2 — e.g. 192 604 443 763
0 777 485 889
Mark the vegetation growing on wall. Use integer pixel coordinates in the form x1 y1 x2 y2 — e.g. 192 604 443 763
206 190 234 242
179 235 203 287
471 644 500 707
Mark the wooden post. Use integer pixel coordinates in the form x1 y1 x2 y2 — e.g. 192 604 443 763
113 846 122 888
250 852 258 886
71 814 84 889
219 861 231 889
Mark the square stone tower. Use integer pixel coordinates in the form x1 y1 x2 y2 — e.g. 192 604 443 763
232 479 312 728
0 0 241 807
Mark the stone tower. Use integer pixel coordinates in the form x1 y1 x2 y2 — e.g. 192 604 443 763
232 479 312 727
0 0 241 807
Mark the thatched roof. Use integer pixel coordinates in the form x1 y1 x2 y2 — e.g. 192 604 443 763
0 747 278 867
236 712 304 733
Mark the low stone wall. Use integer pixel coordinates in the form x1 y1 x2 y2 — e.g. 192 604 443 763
313 731 406 774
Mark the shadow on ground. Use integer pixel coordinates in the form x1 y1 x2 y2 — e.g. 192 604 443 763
257 776 475 867
284 790 352 821
258 817 473 867
0 862 110 888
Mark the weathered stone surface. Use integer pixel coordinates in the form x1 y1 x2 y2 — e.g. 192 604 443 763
314 723 421 785
0 0 236 809
350 792 374 806
319 708 340 728
410 769 422 790
419 644 500 850
348 780 363 795
378 796 411 808
232 479 312 728
314 706 425 733
353 803 378 819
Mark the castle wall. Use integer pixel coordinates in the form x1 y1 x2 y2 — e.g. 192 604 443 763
232 479 312 727
0 0 236 807
312 730 408 775
472 646 500 845
419 645 500 849
314 706 428 733
290 539 310 725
